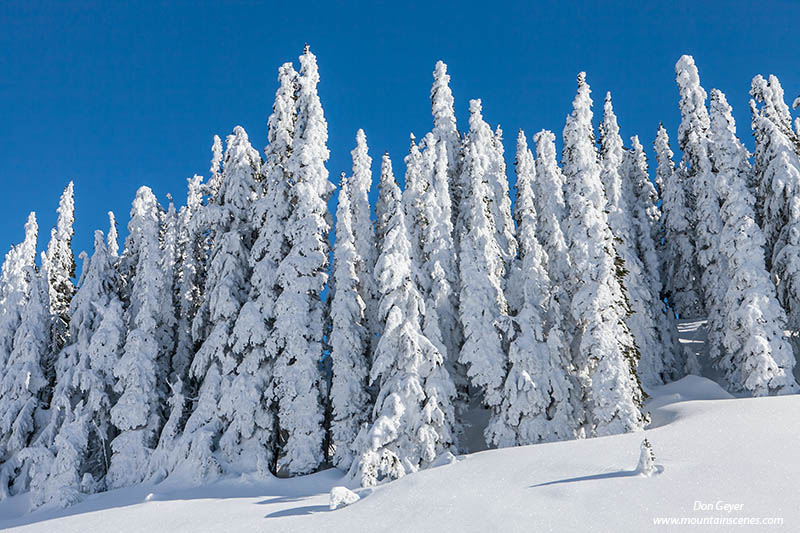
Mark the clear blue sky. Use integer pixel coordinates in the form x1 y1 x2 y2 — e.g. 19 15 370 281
1 0 798 261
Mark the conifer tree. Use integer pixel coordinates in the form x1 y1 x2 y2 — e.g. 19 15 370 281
532 130 568 249
246 62 297 301
626 136 663 305
329 174 370 470
349 166 455 487
676 56 726 326
145 190 197 481
30 229 125 507
750 75 800 339
107 211 119 257
457 99 510 415
180 126 262 481
488 124 517 271
272 46 332 475
403 134 426 281
405 134 467 435
637 439 658 477
419 136 461 378
531 130 585 426
751 75 796 139
0 213 38 373
599 93 631 245
159 196 179 372
223 63 299 479
532 130 572 322
657 124 703 318
403 134 458 375
626 136 683 380
107 186 168 488
794 97 800 137
171 175 205 385
0 260 49 499
370 153 400 386
46 182 76 351
427 72 468 414
349 129 379 341
430 61 462 240
487 131 577 447
598 95 665 386
376 153 399 250
562 73 646 436
149 177 207 481
709 89 799 395
208 135 224 202
43 182 76 407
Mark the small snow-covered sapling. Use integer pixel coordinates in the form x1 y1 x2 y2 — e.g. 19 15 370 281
637 438 659 477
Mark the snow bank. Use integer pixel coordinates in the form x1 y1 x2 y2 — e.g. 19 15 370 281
1 376 797 532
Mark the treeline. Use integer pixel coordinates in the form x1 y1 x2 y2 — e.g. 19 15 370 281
0 47 798 510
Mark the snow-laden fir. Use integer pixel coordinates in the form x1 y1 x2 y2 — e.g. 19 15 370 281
0 47 799 528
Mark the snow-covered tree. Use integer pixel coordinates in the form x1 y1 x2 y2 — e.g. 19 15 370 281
751 75 796 139
349 129 379 341
329 174 370 470
430 61 462 240
637 439 658 477
271 46 332 476
107 186 168 488
626 136 664 303
794 97 800 137
241 62 297 338
403 134 467 436
657 124 703 318
171 175 206 385
159 196 179 368
30 228 125 508
676 56 726 327
208 135 224 202
178 126 263 481
0 258 50 499
709 88 799 396
488 125 517 271
750 75 800 340
626 136 683 380
562 72 646 436
487 131 577 447
41 182 76 410
532 130 568 245
376 153 399 250
403 134 426 282
598 95 665 386
45 182 76 354
0 213 38 373
145 187 202 481
598 93 632 245
419 136 461 377
107 211 119 257
532 129 572 317
457 99 510 415
403 134 456 366
219 63 299 481
349 166 456 487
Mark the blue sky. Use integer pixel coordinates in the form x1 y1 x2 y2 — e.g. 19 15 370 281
1 0 798 260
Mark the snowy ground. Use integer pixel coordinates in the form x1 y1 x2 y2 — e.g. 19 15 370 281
1 322 797 532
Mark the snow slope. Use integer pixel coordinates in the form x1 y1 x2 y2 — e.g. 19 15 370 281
1 373 796 532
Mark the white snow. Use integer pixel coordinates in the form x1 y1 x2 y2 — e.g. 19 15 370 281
2 361 796 532
328 486 359 510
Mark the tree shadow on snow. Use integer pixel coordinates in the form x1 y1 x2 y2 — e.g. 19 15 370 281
265 504 329 518
0 469 344 530
531 468 640 488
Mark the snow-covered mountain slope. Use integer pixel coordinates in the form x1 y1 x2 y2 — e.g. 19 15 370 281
0 374 795 532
